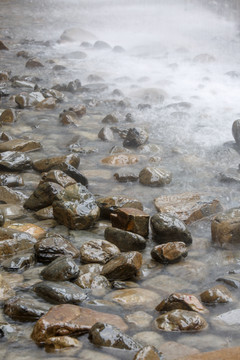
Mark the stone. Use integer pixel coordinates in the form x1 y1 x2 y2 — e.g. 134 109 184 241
2 252 35 271
109 145 132 154
0 173 23 187
232 119 240 146
0 41 9 50
35 206 54 220
33 281 88 304
60 111 78 126
104 227 146 252
0 109 16 124
4 296 50 321
12 80 35 89
215 309 240 326
40 256 79 281
200 285 233 303
101 251 142 281
0 274 15 301
0 71 9 81
219 168 240 183
151 242 188 264
0 228 37 258
33 154 79 172
15 92 45 108
79 263 103 275
36 97 57 109
89 322 141 350
16 50 30 58
0 204 25 220
156 293 208 314
133 331 164 352
0 151 32 171
0 139 41 153
31 304 127 344
54 162 88 186
53 184 100 230
24 181 64 211
211 208 240 246
142 274 193 295
102 114 118 124
0 186 26 204
75 272 110 290
80 239 120 264
158 342 199 360
155 310 208 332
68 104 86 117
25 58 44 68
35 234 79 263
134 346 162 360
217 273 240 288
111 207 149 237
5 223 46 240
107 288 159 308
101 154 139 166
43 88 64 102
114 169 139 182
67 79 81 93
178 347 240 360
97 195 143 219
125 311 153 328
154 193 223 224
123 127 149 147
41 169 76 188
94 40 112 50
167 260 207 282
151 213 192 245
98 127 114 141
45 336 82 350
139 167 172 186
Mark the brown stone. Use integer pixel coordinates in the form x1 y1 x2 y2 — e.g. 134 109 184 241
0 109 16 124
0 41 9 50
154 193 223 224
97 195 143 219
158 342 200 360
0 228 37 258
69 104 86 117
24 182 64 210
0 274 15 300
98 127 114 141
0 173 24 187
111 207 149 237
139 167 172 186
134 346 161 360
156 293 208 314
36 97 57 109
0 71 9 81
104 226 147 251
5 223 46 240
41 169 76 188
108 288 159 308
33 154 79 172
75 273 110 290
25 58 44 68
31 304 128 344
178 346 240 360
15 92 45 108
211 208 240 246
200 285 233 303
80 239 120 264
155 310 208 332
45 336 82 350
0 186 26 204
35 206 54 220
151 242 188 264
102 114 118 124
101 154 138 166
60 111 78 126
0 139 41 152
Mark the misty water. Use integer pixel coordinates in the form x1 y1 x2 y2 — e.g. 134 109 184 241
1 0 240 359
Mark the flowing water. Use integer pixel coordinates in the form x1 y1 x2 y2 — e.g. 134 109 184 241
1 0 240 359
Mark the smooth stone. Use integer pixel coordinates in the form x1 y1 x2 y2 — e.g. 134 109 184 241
4 296 50 321
0 186 26 204
94 40 112 50
134 346 162 360
0 173 23 187
0 109 16 124
2 252 35 271
15 92 45 108
40 256 79 281
211 208 240 246
200 285 233 303
102 114 118 124
156 293 208 314
155 310 208 332
60 111 78 126
12 80 35 89
0 151 32 171
97 195 143 219
151 242 188 264
45 336 82 350
36 97 57 109
24 181 64 210
98 126 114 141
109 145 132 154
123 127 149 147
0 228 37 258
0 204 25 220
80 239 120 264
179 346 240 360
0 139 41 153
125 311 153 328
0 274 15 300
33 154 79 172
5 222 46 239
138 144 163 154
107 288 159 308
101 154 139 166
59 27 96 42
31 304 128 344
114 169 139 182
79 263 103 275
68 104 86 117
139 167 172 186
35 206 54 220
111 207 149 237
167 260 207 282
25 58 44 68
104 227 147 251
75 272 110 290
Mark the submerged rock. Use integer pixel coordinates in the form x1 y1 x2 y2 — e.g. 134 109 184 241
41 169 76 188
102 114 118 124
101 154 139 166
155 310 207 332
75 272 110 290
40 256 79 281
134 346 162 360
211 208 240 246
0 228 37 258
33 154 79 172
139 167 172 187
4 296 50 321
108 288 159 308
80 239 120 264
0 173 24 187
0 109 16 124
0 139 41 152
25 58 44 68
2 252 35 271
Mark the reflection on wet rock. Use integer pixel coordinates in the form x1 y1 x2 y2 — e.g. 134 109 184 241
40 256 79 281
110 207 149 237
4 296 50 321
104 227 147 251
151 242 188 264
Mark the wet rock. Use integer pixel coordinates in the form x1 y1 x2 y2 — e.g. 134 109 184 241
2 252 35 271
16 50 30 58
40 256 79 281
94 41 112 50
97 195 143 219
156 293 208 314
151 242 188 264
67 79 81 93
41 169 76 188
89 322 141 350
102 154 139 166
36 97 57 109
75 272 110 290
154 193 222 224
123 127 149 147
4 296 50 321
45 336 82 350
31 304 127 344
53 162 88 186
0 185 26 204
33 280 88 304
105 227 147 251
0 71 9 81
111 207 149 237
0 204 25 220
219 168 240 183
98 126 114 141
0 151 32 171
158 341 199 360
217 273 240 288
60 111 78 126
109 145 131 154
134 346 162 360
102 114 118 124
0 41 9 50
0 228 37 258
133 332 164 352
155 310 207 332
139 167 172 186
25 58 44 68
79 263 103 275
35 206 54 220
80 239 120 264
107 288 159 308
215 309 240 326
101 251 142 281
43 88 64 102
35 234 79 263
125 311 153 328
114 169 139 182
0 274 15 300
24 181 64 211
0 109 16 124
12 80 35 89
151 213 192 245
0 139 41 152
211 208 240 246
179 346 240 360
33 154 79 172
53 183 100 230
200 285 233 303
68 104 86 117
112 280 140 290
15 91 45 108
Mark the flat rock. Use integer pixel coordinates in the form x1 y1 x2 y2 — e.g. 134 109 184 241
139 167 172 186
111 207 149 237
0 228 37 258
108 288 159 308
151 242 188 264
211 208 240 246
200 285 233 303
0 151 32 171
4 296 50 321
97 195 143 219
155 310 208 332
31 303 128 344
40 256 79 281
80 239 120 264
156 293 208 314
24 181 64 210
33 154 79 172
0 139 41 153
104 227 147 251
101 154 139 166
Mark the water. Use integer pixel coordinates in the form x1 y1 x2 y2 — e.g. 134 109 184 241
1 0 240 359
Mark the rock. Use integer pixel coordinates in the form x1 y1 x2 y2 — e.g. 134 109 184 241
16 50 30 58
80 239 120 264
15 92 45 108
134 346 162 360
79 263 103 275
232 119 240 146
33 154 79 172
35 234 79 263
217 273 240 288
60 111 78 126
33 281 88 304
0 41 9 50
101 154 139 166
0 71 9 81
200 285 233 303
0 204 25 220
98 127 114 141
154 193 222 224
125 311 153 328
151 213 192 245
107 288 159 308
2 252 35 271
139 167 172 186
0 274 15 300
155 310 207 332
111 207 149 237
123 127 149 147
12 80 35 89
0 228 37 258
156 293 208 314
110 145 131 154
59 27 96 42
0 186 26 204
68 104 86 117
97 195 143 219
0 151 32 171
5 223 46 240
101 251 142 281
25 58 44 68
220 168 240 183
0 139 41 152
54 162 88 186
24 181 64 210
0 109 16 124
102 114 118 124
40 256 79 281
211 208 240 246
0 173 23 187
45 336 82 350
94 41 111 50
41 169 76 188
114 169 139 182
75 272 110 290
142 274 191 294
178 346 240 360
4 296 50 321
89 322 141 350
151 242 188 264
167 260 207 282
52 184 100 230
215 309 240 326
31 304 127 344
87 74 103 82
104 227 147 251
133 331 164 352
158 341 199 360
43 88 64 102
67 79 81 93
36 97 57 109
35 206 54 220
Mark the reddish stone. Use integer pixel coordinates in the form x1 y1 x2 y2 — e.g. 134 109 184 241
111 207 149 237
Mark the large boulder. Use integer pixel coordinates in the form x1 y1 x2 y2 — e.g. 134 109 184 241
211 208 240 246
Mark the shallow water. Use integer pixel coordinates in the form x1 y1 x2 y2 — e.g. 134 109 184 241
1 0 240 359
